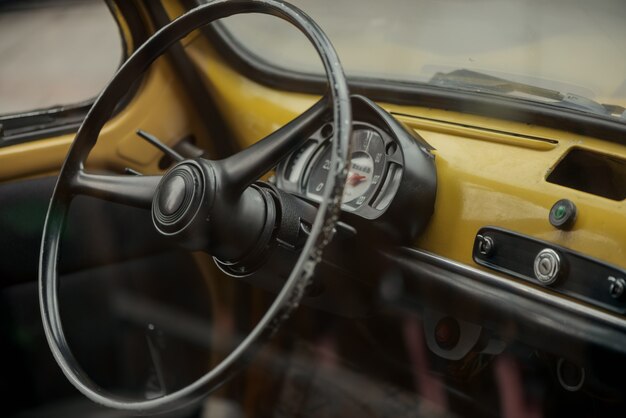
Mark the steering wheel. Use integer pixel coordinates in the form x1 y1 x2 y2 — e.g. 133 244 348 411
39 0 351 413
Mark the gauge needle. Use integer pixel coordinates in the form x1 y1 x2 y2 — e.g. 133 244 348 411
347 173 367 186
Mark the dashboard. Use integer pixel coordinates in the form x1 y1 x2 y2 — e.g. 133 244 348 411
266 94 626 359
271 95 626 318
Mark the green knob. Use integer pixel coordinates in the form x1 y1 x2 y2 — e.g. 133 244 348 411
549 199 577 230
554 205 567 220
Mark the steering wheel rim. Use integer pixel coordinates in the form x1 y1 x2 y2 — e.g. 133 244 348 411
39 0 351 414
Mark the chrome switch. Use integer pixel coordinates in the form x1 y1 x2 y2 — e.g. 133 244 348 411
608 276 626 299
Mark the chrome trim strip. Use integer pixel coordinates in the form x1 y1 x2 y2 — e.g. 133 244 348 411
395 247 626 330
386 247 626 355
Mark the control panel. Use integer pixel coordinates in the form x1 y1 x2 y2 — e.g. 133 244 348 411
473 227 626 314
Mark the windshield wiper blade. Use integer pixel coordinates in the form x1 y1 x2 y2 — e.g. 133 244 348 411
429 69 625 118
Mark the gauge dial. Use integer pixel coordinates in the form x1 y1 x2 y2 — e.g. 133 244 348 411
276 95 436 243
306 128 386 211
343 152 373 202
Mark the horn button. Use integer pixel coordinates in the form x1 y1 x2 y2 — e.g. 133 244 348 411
159 175 186 215
152 162 207 235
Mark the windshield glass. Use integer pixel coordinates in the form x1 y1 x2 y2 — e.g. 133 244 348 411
219 0 626 119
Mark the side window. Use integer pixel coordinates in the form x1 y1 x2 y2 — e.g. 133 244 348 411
0 0 123 116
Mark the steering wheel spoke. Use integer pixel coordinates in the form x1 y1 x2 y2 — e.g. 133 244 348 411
219 96 330 193
71 170 161 209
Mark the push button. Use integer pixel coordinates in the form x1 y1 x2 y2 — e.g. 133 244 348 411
534 248 561 285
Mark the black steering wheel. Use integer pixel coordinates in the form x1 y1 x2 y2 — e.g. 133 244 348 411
39 0 351 414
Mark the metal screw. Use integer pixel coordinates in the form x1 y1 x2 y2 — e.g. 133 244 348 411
608 276 625 299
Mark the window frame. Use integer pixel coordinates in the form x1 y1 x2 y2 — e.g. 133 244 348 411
0 1 148 147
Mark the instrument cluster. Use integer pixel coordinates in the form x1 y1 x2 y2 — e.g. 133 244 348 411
276 95 438 243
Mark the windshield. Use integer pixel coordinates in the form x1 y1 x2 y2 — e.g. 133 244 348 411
219 0 626 119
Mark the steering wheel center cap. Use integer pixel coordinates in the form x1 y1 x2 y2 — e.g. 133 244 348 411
159 175 186 215
152 162 208 235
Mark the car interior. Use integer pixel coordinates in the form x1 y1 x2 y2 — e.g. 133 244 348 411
1 0 626 417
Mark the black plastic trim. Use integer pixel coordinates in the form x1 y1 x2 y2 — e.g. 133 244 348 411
473 226 626 315
0 107 86 146
187 0 626 145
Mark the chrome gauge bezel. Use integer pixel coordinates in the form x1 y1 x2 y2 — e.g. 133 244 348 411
276 95 437 243
282 121 403 219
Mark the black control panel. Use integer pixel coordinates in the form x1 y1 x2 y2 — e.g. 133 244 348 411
473 227 626 314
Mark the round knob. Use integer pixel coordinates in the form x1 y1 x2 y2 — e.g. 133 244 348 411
534 248 561 285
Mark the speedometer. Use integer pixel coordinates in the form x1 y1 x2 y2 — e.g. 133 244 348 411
306 128 386 211
275 95 437 243
342 152 374 203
